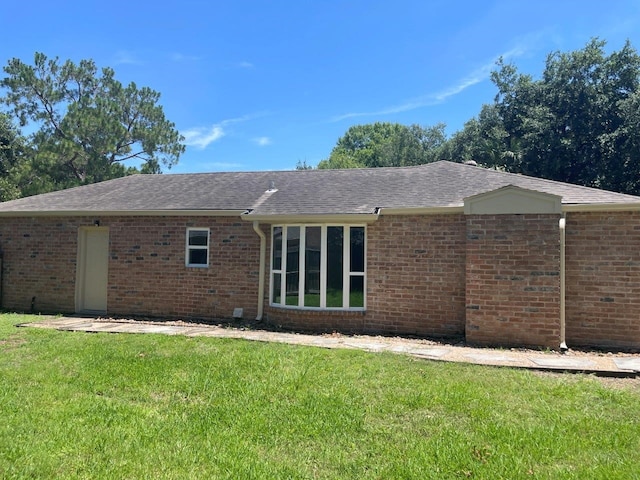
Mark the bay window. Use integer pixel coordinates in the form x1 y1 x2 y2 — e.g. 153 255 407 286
271 225 366 309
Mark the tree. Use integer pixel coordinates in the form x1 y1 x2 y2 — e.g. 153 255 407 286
295 160 314 170
0 112 28 201
440 104 512 168
489 39 640 194
317 122 446 169
1 53 185 193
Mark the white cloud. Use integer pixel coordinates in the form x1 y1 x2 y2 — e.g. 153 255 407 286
331 45 527 122
331 99 438 122
113 50 141 65
237 61 254 68
170 52 203 62
431 45 524 102
182 126 225 149
253 136 272 146
182 112 270 150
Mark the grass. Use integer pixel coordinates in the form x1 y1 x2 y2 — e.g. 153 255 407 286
1 313 639 479
284 289 364 308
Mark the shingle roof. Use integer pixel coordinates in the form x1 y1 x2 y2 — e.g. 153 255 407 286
1 161 639 216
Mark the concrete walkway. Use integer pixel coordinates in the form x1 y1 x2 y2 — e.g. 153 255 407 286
21 316 640 378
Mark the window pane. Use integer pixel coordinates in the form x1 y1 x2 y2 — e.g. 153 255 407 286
189 230 208 246
273 273 282 304
326 226 343 307
304 226 321 307
272 226 282 270
350 227 365 273
189 249 207 265
286 227 300 306
349 276 364 308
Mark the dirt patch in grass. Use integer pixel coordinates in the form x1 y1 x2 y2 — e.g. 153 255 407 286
533 370 640 393
0 336 27 351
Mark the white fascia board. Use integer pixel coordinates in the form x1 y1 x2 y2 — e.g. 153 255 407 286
562 203 640 212
0 209 247 217
241 213 380 224
377 206 464 215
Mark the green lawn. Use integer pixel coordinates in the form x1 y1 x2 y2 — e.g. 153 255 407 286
1 313 639 479
285 289 364 308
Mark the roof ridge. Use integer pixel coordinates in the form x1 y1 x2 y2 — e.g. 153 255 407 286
457 163 640 200
157 161 449 177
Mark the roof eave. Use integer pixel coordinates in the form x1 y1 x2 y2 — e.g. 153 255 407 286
563 203 640 212
0 209 248 217
241 213 380 224
378 206 465 215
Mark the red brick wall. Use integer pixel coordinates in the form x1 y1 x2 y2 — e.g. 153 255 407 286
0 216 261 320
365 215 467 336
566 212 640 349
264 306 366 333
265 215 467 337
0 216 80 312
3 211 640 349
107 216 260 320
465 214 561 347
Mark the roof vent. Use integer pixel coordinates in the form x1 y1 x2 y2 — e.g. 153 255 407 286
463 160 478 166
266 180 278 193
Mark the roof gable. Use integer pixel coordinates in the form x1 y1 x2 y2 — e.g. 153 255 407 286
464 185 562 215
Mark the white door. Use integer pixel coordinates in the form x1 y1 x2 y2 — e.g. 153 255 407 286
77 228 109 313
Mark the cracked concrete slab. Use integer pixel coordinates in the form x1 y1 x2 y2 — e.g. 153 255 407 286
464 353 520 363
388 346 450 357
614 358 640 372
530 357 596 369
344 341 390 352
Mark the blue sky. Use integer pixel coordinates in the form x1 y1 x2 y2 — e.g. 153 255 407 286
2 0 640 173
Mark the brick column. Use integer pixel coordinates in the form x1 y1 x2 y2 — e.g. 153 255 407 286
465 214 560 348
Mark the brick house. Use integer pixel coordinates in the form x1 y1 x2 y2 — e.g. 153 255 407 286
1 161 640 349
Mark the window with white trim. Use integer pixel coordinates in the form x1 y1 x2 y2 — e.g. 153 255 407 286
271 225 365 309
186 228 210 267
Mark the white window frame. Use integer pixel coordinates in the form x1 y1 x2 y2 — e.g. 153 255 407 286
270 224 366 311
185 227 210 268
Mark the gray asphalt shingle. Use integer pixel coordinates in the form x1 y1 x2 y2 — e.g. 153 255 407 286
1 161 638 215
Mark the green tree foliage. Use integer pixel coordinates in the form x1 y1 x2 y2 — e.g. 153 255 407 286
481 39 640 193
318 122 446 169
295 160 314 170
0 112 28 201
440 104 512 167
1 53 185 194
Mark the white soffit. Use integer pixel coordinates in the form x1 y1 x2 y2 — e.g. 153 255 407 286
464 185 562 215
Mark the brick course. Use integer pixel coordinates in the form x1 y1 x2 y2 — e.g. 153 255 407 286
264 215 467 337
465 214 561 347
1 211 639 349
566 211 640 348
0 216 261 320
107 216 260 319
0 216 80 312
365 215 466 336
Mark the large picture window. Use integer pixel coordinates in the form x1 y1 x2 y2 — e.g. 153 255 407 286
186 228 210 267
271 225 365 309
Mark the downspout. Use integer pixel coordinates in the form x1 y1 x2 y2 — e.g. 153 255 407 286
252 221 266 321
559 214 568 351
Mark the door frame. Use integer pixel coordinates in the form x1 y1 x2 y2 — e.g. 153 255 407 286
75 226 109 314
